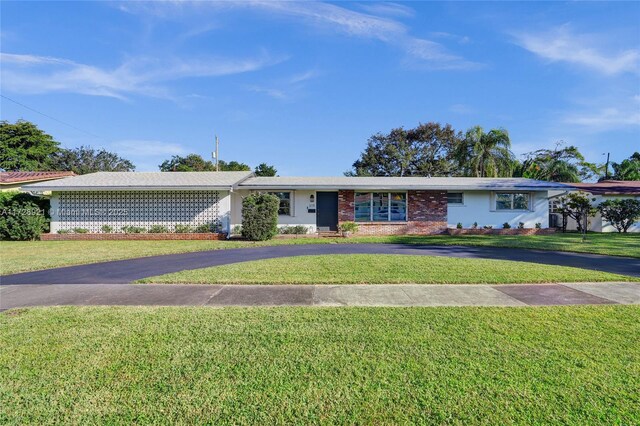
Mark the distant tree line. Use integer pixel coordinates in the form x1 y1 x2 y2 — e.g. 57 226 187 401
346 121 638 182
0 120 278 176
1 119 636 182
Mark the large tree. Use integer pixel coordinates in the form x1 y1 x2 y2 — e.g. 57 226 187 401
219 160 251 172
254 163 277 177
160 154 216 171
516 144 597 182
50 146 135 174
453 126 515 177
0 120 60 171
159 154 251 172
347 122 461 177
610 152 640 181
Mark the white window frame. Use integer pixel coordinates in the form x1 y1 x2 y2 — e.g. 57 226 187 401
492 192 532 211
355 192 407 222
447 192 464 206
266 191 294 216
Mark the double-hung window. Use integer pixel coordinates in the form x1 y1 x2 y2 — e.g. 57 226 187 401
495 192 530 211
268 192 292 216
355 192 406 222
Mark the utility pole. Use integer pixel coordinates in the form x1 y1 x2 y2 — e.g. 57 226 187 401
213 134 219 172
604 152 610 180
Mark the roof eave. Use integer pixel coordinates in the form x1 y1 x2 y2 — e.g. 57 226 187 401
22 185 236 192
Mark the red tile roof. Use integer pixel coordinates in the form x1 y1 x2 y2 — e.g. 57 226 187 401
568 180 640 195
0 171 76 184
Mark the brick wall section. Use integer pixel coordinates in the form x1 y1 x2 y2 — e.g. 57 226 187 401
408 190 447 222
338 190 355 222
337 189 448 235
41 233 227 241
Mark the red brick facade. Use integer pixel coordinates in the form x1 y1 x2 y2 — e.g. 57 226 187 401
41 233 227 241
337 189 447 235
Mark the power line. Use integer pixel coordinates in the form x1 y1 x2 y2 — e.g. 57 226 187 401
1 94 104 140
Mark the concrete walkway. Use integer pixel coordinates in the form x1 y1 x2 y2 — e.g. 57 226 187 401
2 244 639 284
2 282 638 310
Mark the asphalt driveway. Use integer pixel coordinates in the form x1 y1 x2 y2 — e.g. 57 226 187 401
1 243 639 285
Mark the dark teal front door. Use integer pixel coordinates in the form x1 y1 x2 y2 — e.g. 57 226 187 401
316 192 339 231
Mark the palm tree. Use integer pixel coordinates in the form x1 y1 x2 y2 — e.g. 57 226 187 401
455 126 515 177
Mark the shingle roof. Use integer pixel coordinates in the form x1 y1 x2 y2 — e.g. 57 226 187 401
568 180 640 195
0 171 75 184
22 171 254 191
238 176 571 191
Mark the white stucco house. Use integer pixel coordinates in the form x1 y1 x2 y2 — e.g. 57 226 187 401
23 171 570 236
550 180 640 233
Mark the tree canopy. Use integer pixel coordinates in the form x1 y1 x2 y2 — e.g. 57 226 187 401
515 144 597 183
254 163 277 177
159 154 251 172
610 152 640 181
347 122 461 177
453 126 515 177
0 120 60 171
50 146 135 174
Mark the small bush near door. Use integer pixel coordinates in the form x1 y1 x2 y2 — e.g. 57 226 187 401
242 193 279 241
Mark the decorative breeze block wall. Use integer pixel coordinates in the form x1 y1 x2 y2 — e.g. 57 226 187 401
55 190 225 233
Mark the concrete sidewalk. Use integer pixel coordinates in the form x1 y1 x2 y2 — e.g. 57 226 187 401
2 282 638 310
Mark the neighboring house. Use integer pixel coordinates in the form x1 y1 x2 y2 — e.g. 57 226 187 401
0 171 75 192
549 180 640 233
23 172 568 235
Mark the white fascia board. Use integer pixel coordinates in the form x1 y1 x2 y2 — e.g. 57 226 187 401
237 185 563 191
26 186 235 192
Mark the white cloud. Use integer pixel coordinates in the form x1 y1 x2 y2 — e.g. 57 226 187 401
513 25 640 75
449 104 475 115
121 1 480 71
245 68 321 100
0 51 285 100
564 107 640 130
357 2 415 18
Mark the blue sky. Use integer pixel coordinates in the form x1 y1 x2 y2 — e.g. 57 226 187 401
1 1 639 176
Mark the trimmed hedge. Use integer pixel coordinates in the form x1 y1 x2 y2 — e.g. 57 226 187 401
241 193 279 241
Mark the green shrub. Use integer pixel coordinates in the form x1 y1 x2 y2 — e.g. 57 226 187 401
232 225 243 235
174 224 193 234
483 225 493 229
73 228 89 234
122 225 146 234
518 222 525 229
194 223 213 233
101 224 113 233
338 222 359 234
535 222 542 229
502 222 511 229
241 193 279 241
0 192 49 241
456 222 463 229
279 225 309 235
148 225 169 234
598 199 640 233
472 222 478 229
57 229 71 234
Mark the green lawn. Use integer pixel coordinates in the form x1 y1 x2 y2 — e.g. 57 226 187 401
138 254 638 284
1 306 638 424
1 233 638 275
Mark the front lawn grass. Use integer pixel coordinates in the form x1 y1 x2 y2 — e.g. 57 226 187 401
1 233 637 275
138 254 637 284
1 306 638 424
